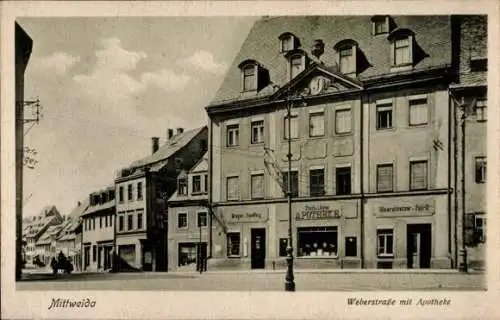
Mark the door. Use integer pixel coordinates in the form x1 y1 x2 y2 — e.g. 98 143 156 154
251 228 266 269
407 224 431 269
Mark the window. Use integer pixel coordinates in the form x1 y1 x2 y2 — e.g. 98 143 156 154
376 103 393 129
410 160 428 190
290 55 302 79
110 215 113 227
178 178 187 196
377 164 394 192
475 215 486 243
297 227 338 257
282 171 299 197
127 214 133 231
178 243 197 266
226 176 239 201
470 57 487 72
192 175 202 194
345 236 357 257
409 97 428 125
251 120 264 144
336 166 351 195
377 229 394 256
178 213 188 229
243 65 256 91
394 37 411 65
92 245 97 262
373 19 388 34
279 238 289 257
137 212 143 230
119 216 124 231
476 99 487 122
119 186 124 203
309 168 325 196
280 34 294 52
127 184 133 201
137 182 143 200
309 112 325 137
226 124 239 147
204 174 208 193
251 173 264 199
197 212 207 228
335 108 352 134
92 218 95 230
99 216 102 229
339 46 355 74
284 114 299 139
105 215 108 228
227 233 241 257
475 157 486 183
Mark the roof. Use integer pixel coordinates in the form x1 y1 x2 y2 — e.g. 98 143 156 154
36 225 63 245
210 15 452 105
82 200 115 217
23 215 58 238
67 199 89 221
189 151 208 173
168 190 208 203
128 126 207 169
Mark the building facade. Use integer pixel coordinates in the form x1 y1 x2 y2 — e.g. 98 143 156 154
203 15 485 270
167 152 211 271
81 187 116 272
56 200 88 271
115 127 208 272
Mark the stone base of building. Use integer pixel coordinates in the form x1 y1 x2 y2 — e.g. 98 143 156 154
206 257 363 270
430 257 453 269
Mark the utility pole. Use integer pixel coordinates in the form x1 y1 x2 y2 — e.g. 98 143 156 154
284 91 295 292
458 98 468 273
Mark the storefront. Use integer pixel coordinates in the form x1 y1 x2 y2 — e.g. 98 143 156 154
364 195 450 269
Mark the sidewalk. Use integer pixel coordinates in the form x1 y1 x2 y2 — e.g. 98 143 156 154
20 268 102 281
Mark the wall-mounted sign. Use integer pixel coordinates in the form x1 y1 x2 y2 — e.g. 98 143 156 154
376 203 434 217
222 206 269 224
295 205 341 220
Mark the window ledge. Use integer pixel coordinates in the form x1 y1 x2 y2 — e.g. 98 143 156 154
408 123 428 128
227 255 241 259
375 127 396 132
297 255 339 259
335 131 353 137
377 255 395 259
249 142 265 147
225 145 240 149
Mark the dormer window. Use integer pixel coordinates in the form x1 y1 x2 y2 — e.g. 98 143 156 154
371 15 391 35
388 29 415 68
334 40 358 75
243 65 256 91
285 49 307 80
178 177 187 196
238 59 269 93
279 32 299 53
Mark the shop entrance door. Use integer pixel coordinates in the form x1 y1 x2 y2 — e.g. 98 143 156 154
407 224 431 269
251 228 266 269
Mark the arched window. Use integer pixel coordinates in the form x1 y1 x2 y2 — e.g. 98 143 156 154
284 49 307 80
279 32 299 53
334 39 358 75
238 60 259 92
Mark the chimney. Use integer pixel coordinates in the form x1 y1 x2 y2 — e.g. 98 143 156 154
167 128 174 140
151 137 160 154
176 127 184 135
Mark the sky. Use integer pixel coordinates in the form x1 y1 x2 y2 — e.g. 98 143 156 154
18 17 258 217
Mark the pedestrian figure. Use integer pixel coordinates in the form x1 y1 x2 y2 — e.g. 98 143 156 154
50 257 57 275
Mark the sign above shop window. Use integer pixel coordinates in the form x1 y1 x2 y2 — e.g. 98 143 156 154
225 211 269 223
376 203 435 217
296 205 341 220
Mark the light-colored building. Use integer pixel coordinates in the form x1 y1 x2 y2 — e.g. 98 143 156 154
56 200 88 271
81 187 115 272
167 152 212 271
35 224 65 266
114 127 208 272
204 15 484 270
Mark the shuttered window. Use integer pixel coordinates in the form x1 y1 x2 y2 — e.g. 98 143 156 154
409 98 428 125
339 46 355 74
394 37 411 65
377 164 394 192
309 112 325 137
410 160 428 190
284 114 299 139
251 174 264 199
226 176 239 201
335 109 352 134
243 66 256 91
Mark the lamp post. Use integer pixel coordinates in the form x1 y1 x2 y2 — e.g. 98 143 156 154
458 99 468 273
284 92 295 292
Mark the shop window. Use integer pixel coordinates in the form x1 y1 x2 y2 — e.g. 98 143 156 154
127 214 134 230
377 229 394 257
226 176 240 201
178 213 188 229
284 114 299 139
137 182 143 200
282 171 299 197
297 227 338 257
475 157 486 183
197 212 207 228
410 160 428 190
409 97 428 125
251 120 265 144
251 173 264 199
119 216 124 231
335 108 352 134
227 232 241 257
279 238 289 257
377 164 394 192
137 212 143 230
476 99 487 122
336 166 351 195
192 175 202 194
226 124 239 147
309 112 325 137
178 243 197 266
376 103 393 130
309 168 325 196
345 236 357 257
128 184 133 201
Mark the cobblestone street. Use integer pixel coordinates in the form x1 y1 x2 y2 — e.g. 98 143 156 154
17 270 486 291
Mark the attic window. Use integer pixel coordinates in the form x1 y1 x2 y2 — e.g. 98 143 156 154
238 60 258 92
371 16 390 35
285 49 308 80
388 29 415 68
470 57 487 72
334 40 358 75
279 32 299 53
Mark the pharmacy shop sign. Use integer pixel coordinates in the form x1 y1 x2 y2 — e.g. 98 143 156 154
295 205 341 221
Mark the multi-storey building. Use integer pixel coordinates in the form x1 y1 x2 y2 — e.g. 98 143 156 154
167 152 212 271
449 15 487 270
23 205 63 265
115 127 208 271
56 200 88 271
81 187 116 271
204 15 484 270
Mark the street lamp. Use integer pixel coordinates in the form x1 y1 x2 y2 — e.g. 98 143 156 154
457 97 470 273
